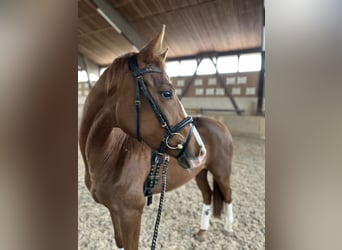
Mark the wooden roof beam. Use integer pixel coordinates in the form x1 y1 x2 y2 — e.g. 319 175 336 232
92 0 146 50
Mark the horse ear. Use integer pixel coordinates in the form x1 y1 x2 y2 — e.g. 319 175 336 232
160 48 168 61
139 24 166 60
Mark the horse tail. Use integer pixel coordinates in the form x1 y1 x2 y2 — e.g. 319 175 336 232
212 178 224 218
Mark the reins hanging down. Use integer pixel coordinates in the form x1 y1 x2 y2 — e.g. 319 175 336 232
150 154 169 250
144 151 164 205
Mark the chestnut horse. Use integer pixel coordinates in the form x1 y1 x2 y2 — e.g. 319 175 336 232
79 26 234 250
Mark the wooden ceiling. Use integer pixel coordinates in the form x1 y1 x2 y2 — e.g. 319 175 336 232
78 0 263 66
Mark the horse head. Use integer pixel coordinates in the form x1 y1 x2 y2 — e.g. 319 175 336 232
108 25 206 169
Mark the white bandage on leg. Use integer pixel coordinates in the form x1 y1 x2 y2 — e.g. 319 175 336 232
224 202 234 232
200 204 212 230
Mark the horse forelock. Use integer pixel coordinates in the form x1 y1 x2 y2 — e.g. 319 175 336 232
143 55 166 71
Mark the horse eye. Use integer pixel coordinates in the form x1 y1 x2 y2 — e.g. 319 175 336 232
161 90 173 99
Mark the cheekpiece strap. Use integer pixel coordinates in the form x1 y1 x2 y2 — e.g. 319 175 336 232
129 54 165 141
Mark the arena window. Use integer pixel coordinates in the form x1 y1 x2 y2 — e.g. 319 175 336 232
238 53 261 72
196 58 216 75
166 61 180 77
78 70 88 82
217 55 238 73
89 73 99 82
179 59 197 76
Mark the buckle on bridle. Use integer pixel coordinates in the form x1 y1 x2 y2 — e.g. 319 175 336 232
165 132 185 150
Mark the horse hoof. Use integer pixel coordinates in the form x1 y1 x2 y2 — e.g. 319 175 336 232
194 230 207 242
223 230 235 237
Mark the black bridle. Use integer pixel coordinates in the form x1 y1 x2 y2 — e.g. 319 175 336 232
129 54 194 157
129 54 195 250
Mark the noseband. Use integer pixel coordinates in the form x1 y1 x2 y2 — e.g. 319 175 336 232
129 54 194 157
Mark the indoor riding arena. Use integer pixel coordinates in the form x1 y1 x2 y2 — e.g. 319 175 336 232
78 0 265 249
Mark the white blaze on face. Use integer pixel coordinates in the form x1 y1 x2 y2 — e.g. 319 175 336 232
179 101 205 148
192 125 205 148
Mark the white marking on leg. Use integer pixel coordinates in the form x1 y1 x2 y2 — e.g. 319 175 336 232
200 204 212 230
118 248 124 250
224 202 234 232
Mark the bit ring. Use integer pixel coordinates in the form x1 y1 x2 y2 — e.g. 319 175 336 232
165 133 185 150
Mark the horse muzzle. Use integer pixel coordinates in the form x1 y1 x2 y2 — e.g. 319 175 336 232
166 123 206 169
177 144 207 169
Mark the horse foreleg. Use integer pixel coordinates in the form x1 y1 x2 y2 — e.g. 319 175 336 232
109 206 143 250
119 207 143 250
109 210 124 249
194 169 212 241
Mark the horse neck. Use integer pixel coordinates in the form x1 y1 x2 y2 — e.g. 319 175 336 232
79 68 121 156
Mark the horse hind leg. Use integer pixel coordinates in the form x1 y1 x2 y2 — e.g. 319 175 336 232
213 174 234 235
224 201 234 234
194 169 213 241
